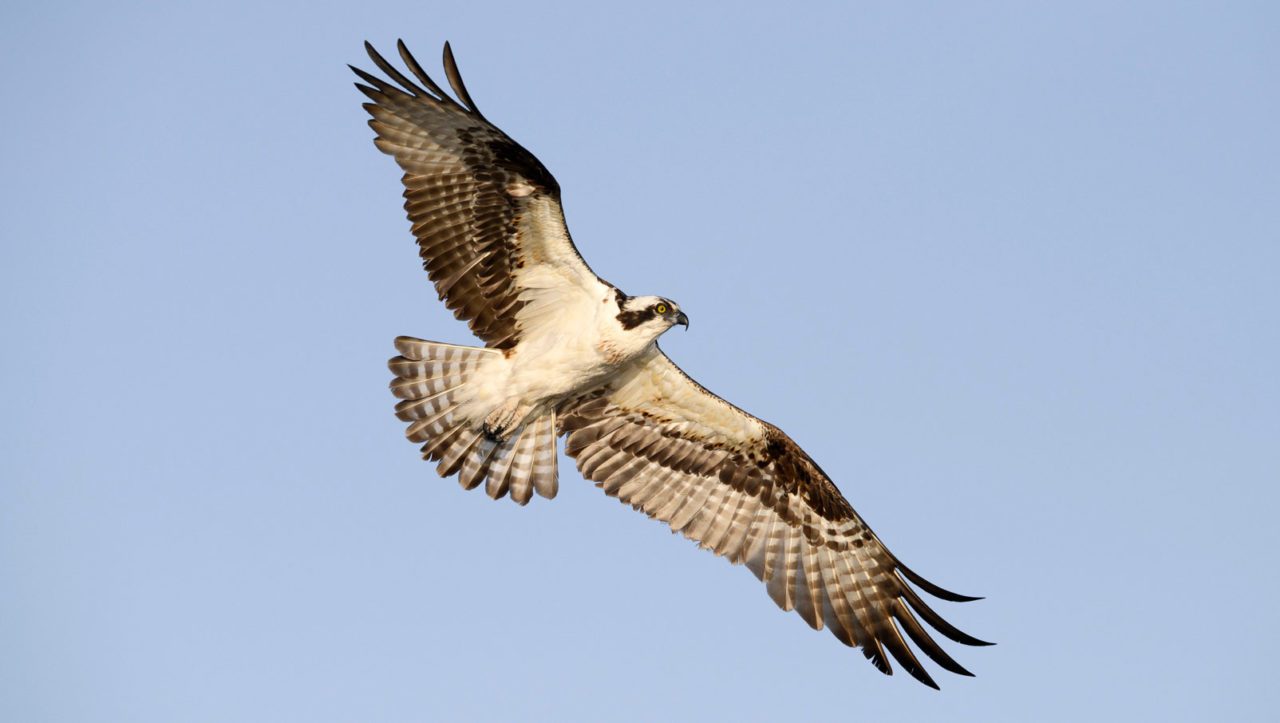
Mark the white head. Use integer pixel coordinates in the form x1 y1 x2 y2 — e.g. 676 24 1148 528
615 291 689 342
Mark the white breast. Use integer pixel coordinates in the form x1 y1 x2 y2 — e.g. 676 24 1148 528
461 286 621 411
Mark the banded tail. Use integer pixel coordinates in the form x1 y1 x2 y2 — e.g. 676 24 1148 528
389 336 558 505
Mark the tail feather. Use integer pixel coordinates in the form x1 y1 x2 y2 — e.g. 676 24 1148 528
394 336 479 360
395 388 454 422
438 428 483 480
389 357 481 377
405 404 460 443
391 373 472 400
420 422 465 462
526 413 559 500
460 437 500 491
485 429 524 501
390 336 560 505
504 424 540 504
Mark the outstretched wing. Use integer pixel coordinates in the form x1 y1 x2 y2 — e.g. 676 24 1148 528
558 349 991 688
353 41 605 349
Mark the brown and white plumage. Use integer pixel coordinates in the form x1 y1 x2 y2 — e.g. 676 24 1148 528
355 40 989 688
353 40 600 351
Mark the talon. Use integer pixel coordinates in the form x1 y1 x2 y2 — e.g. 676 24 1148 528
483 398 524 443
482 422 507 442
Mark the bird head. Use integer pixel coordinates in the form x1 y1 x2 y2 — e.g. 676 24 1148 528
616 294 689 339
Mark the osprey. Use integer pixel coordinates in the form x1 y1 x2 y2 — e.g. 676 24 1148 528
353 40 990 688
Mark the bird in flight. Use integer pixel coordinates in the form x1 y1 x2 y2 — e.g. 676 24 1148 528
352 40 990 688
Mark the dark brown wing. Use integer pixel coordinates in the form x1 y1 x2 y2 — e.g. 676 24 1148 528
353 41 604 349
558 349 991 688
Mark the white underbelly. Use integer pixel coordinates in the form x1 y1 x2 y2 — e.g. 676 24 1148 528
506 335 615 405
448 279 658 428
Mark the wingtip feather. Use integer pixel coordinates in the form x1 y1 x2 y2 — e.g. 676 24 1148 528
899 583 994 647
897 561 984 603
441 40 484 118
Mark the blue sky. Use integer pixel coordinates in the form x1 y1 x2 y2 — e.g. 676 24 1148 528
2 1 1278 720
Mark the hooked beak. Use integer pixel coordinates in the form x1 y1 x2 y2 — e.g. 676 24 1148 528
675 310 689 329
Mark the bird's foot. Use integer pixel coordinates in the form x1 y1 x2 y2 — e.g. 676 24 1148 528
482 399 524 442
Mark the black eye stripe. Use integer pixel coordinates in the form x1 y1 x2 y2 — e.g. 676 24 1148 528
616 299 675 330
617 306 656 329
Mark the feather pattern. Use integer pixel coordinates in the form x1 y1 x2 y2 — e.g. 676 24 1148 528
559 348 991 688
389 336 559 504
357 41 987 688
354 41 604 350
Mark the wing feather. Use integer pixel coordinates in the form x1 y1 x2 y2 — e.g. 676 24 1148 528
354 41 604 349
396 39 459 108
558 348 990 686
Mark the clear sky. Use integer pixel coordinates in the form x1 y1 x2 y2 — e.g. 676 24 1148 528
3 2 1278 721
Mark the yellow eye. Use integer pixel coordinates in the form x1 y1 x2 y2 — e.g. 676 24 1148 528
656 304 667 314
